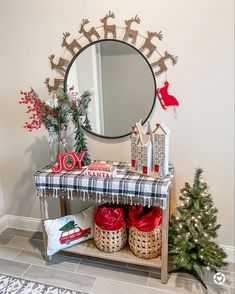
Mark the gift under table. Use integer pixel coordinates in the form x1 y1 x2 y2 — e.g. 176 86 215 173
35 161 174 284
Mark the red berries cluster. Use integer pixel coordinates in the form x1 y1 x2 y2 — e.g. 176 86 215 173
19 90 55 132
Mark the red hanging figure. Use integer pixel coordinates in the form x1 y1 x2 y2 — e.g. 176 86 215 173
157 81 179 110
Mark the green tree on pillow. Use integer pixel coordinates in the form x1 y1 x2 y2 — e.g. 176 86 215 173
59 220 77 231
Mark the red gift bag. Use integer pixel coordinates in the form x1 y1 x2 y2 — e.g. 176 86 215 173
127 205 162 259
94 204 127 253
127 205 162 232
94 204 125 230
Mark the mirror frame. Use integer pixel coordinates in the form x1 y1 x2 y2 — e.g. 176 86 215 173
63 39 157 139
45 14 177 139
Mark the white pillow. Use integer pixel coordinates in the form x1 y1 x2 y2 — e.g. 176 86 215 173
44 205 95 256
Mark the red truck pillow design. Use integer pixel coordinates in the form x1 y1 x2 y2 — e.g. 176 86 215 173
59 225 91 245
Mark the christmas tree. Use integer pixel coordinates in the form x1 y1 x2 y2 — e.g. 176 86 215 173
169 168 227 289
59 220 77 231
73 114 91 166
70 89 92 166
83 113 92 131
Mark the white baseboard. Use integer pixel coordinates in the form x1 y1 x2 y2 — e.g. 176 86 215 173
0 215 42 232
0 215 234 263
0 215 8 233
221 245 235 263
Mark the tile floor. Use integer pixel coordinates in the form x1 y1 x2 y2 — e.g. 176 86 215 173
0 228 234 294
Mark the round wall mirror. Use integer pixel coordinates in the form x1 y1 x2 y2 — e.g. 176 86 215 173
64 39 156 139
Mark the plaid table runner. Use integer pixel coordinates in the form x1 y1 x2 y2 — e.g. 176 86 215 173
34 161 174 209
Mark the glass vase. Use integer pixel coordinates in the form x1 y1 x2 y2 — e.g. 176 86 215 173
48 130 58 165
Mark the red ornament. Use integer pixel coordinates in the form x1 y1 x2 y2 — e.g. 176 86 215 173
52 151 86 174
157 81 179 110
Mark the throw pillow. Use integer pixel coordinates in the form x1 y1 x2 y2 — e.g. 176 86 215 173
44 205 95 256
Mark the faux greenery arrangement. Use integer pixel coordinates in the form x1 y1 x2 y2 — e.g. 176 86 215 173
19 87 92 165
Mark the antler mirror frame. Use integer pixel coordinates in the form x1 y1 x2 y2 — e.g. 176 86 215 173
45 12 178 139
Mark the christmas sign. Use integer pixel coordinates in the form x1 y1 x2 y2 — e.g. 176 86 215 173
84 162 117 178
52 150 86 174
84 170 117 178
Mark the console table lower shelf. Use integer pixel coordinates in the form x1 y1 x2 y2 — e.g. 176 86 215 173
40 195 169 284
62 239 162 269
36 161 173 284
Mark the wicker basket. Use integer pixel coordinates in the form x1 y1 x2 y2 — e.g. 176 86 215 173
128 225 162 259
94 224 127 253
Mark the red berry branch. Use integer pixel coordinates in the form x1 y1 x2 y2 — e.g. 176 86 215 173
19 90 56 131
19 88 73 134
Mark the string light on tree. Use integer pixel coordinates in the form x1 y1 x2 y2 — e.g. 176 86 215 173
169 168 227 289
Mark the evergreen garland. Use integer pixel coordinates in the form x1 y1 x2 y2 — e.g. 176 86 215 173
169 168 227 275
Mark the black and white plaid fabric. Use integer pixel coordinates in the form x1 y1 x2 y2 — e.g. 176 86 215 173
34 161 174 209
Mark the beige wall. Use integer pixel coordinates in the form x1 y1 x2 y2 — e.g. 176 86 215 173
0 0 234 246
0 179 5 218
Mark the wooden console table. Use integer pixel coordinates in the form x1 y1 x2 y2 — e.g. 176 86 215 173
34 161 174 284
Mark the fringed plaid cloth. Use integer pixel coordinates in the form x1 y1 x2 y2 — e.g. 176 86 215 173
34 161 174 209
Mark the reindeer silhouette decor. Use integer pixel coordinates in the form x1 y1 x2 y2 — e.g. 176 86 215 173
139 31 163 58
62 32 82 56
48 54 69 75
151 51 178 76
123 15 140 45
101 11 116 39
44 13 179 107
79 19 100 43
44 78 64 94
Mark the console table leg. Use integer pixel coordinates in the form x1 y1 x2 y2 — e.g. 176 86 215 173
161 193 170 284
60 198 67 216
39 197 51 261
